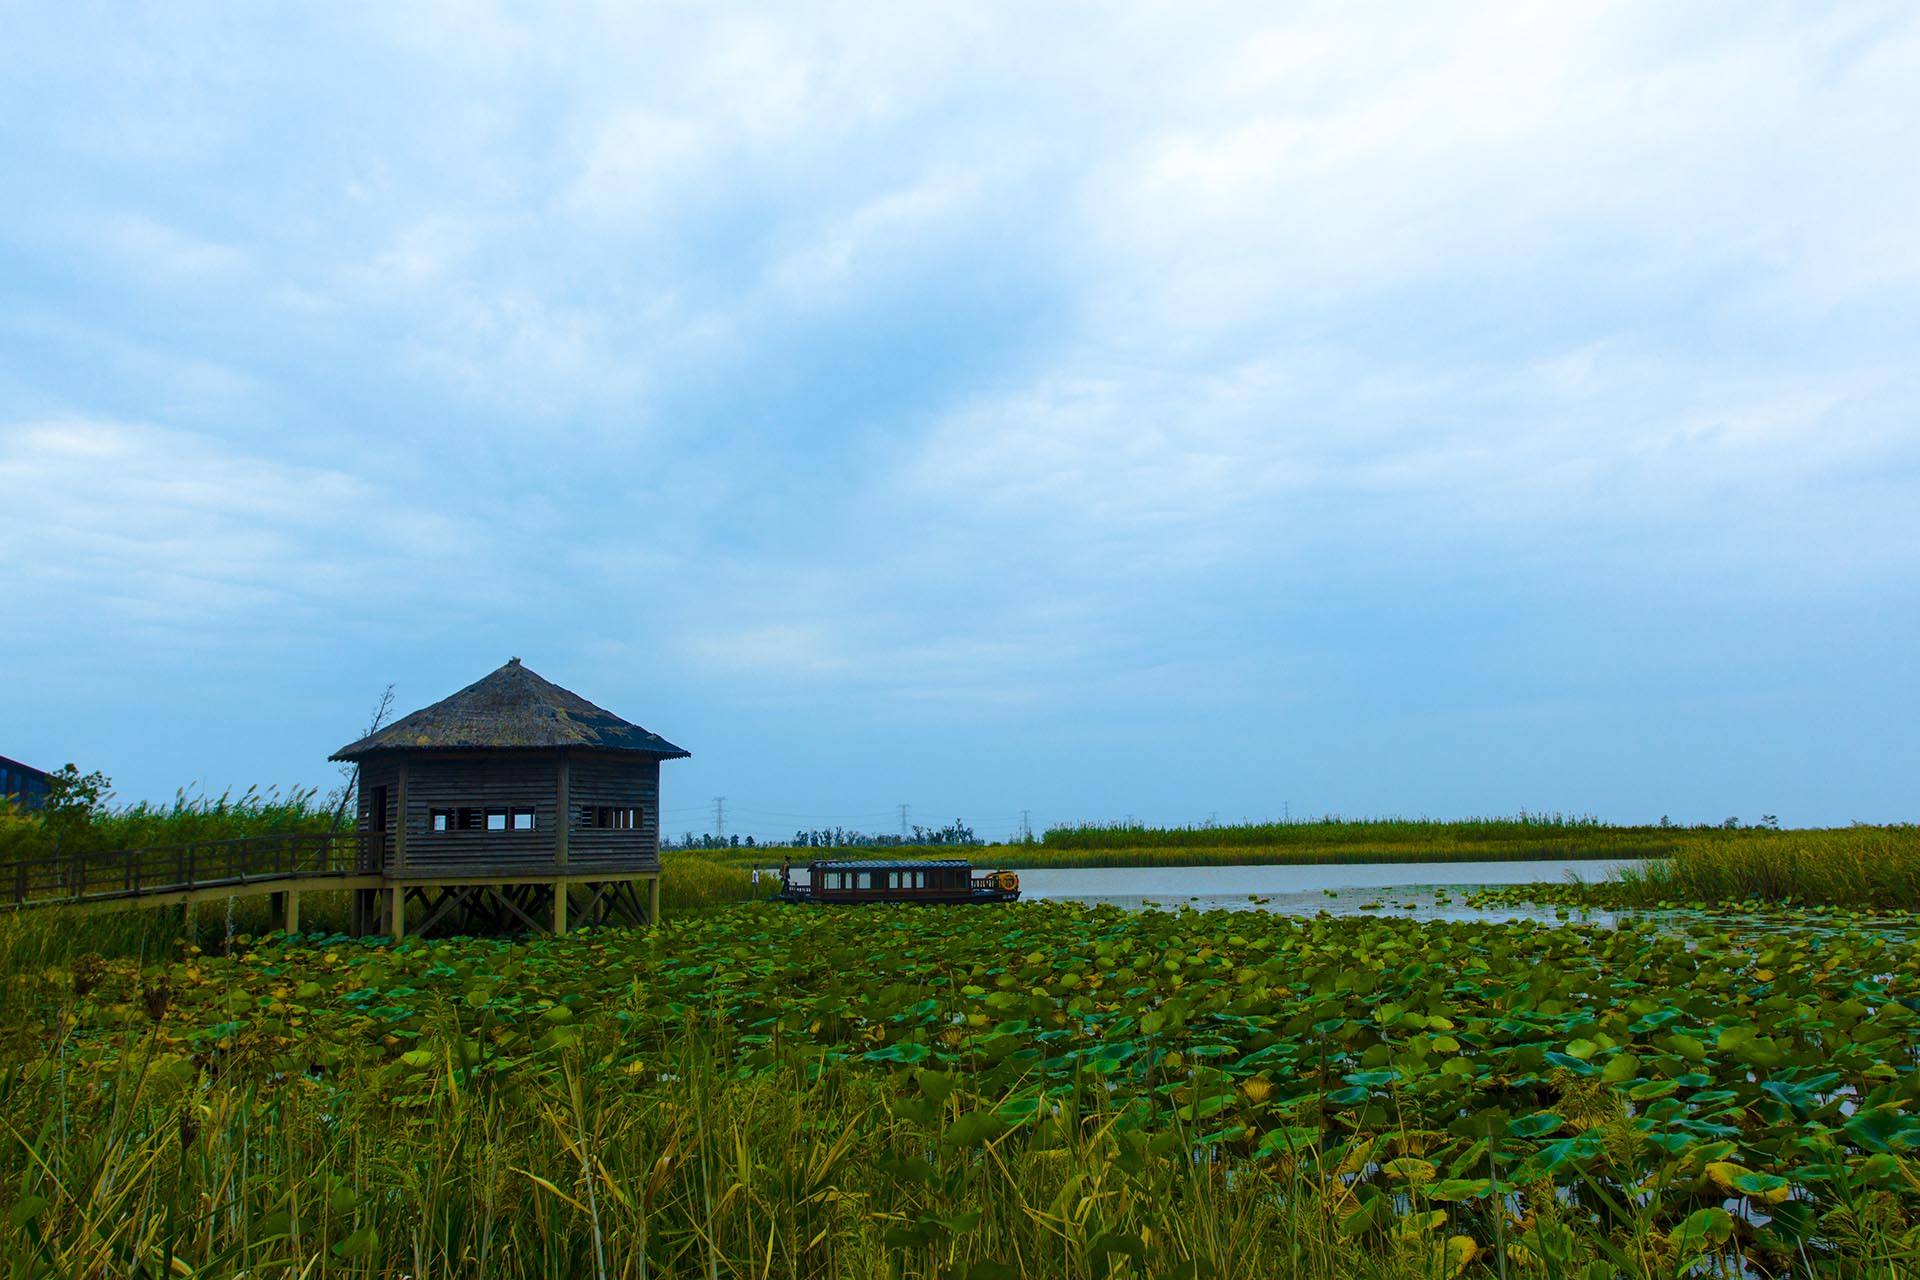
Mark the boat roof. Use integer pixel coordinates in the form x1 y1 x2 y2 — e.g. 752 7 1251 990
809 858 973 870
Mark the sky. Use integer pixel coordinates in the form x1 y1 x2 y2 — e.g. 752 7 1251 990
2 2 1917 838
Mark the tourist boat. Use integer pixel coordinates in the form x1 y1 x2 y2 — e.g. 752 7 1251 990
775 858 1020 905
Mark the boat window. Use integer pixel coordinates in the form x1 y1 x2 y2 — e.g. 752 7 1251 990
914 870 926 889
856 872 873 890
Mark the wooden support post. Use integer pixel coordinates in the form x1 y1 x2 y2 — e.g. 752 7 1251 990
284 890 300 935
648 874 661 927
554 882 567 934
390 886 405 940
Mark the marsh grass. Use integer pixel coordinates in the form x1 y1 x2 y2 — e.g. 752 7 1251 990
1 902 1916 1277
0 1027 1444 1279
1610 827 1920 907
0 786 338 861
1470 827 1920 910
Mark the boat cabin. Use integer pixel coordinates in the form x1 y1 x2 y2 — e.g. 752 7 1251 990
781 858 1019 905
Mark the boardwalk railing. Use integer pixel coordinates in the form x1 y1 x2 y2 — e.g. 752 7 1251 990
1 831 389 908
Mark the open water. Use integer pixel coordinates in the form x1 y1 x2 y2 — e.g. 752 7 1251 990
1011 859 1633 927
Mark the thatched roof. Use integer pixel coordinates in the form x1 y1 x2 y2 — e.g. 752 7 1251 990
330 659 690 761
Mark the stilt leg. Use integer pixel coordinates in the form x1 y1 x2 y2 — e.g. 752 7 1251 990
390 886 405 940
284 890 301 935
554 881 568 934
648 874 661 927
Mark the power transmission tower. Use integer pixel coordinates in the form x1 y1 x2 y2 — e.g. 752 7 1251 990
1020 809 1032 842
899 803 910 838
713 796 726 842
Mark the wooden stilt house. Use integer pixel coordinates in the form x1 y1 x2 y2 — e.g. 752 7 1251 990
329 658 689 937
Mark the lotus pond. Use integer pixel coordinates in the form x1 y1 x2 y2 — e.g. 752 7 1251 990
3 900 1918 1277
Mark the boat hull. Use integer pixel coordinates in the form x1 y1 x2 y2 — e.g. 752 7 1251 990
775 887 1019 906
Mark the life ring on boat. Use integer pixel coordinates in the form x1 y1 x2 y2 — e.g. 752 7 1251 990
993 870 1020 893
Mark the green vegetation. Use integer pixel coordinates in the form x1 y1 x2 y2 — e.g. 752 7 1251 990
698 818 1920 876
1468 827 1920 912
0 778 336 862
2 901 1916 1276
1045 813 1627 849
11 781 1915 885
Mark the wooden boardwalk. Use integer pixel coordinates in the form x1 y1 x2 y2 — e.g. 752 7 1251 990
0 830 659 938
1 831 385 910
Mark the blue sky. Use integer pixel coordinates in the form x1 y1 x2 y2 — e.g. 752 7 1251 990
3 3 1916 837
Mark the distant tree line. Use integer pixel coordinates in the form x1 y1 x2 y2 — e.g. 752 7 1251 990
661 821 977 853
789 821 976 849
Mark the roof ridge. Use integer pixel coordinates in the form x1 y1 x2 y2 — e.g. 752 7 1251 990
330 661 689 761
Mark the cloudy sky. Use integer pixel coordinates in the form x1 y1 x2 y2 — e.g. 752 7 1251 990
3 2 1916 836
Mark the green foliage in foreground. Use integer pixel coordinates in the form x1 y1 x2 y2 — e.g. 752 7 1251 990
3 902 1917 1276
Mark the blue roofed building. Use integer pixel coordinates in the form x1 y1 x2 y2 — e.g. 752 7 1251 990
0 757 51 812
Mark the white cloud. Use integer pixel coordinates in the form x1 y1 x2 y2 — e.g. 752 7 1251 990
769 174 981 300
904 338 1920 581
93 213 247 280
687 624 851 677
0 419 474 625
563 108 712 230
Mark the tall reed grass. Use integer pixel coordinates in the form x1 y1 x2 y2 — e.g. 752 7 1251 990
1602 826 1920 908
0 785 337 861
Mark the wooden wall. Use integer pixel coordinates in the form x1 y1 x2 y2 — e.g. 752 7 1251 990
569 752 661 871
353 750 661 879
356 758 400 871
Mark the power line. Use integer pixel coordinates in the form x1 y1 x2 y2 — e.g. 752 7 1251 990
728 807 901 821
